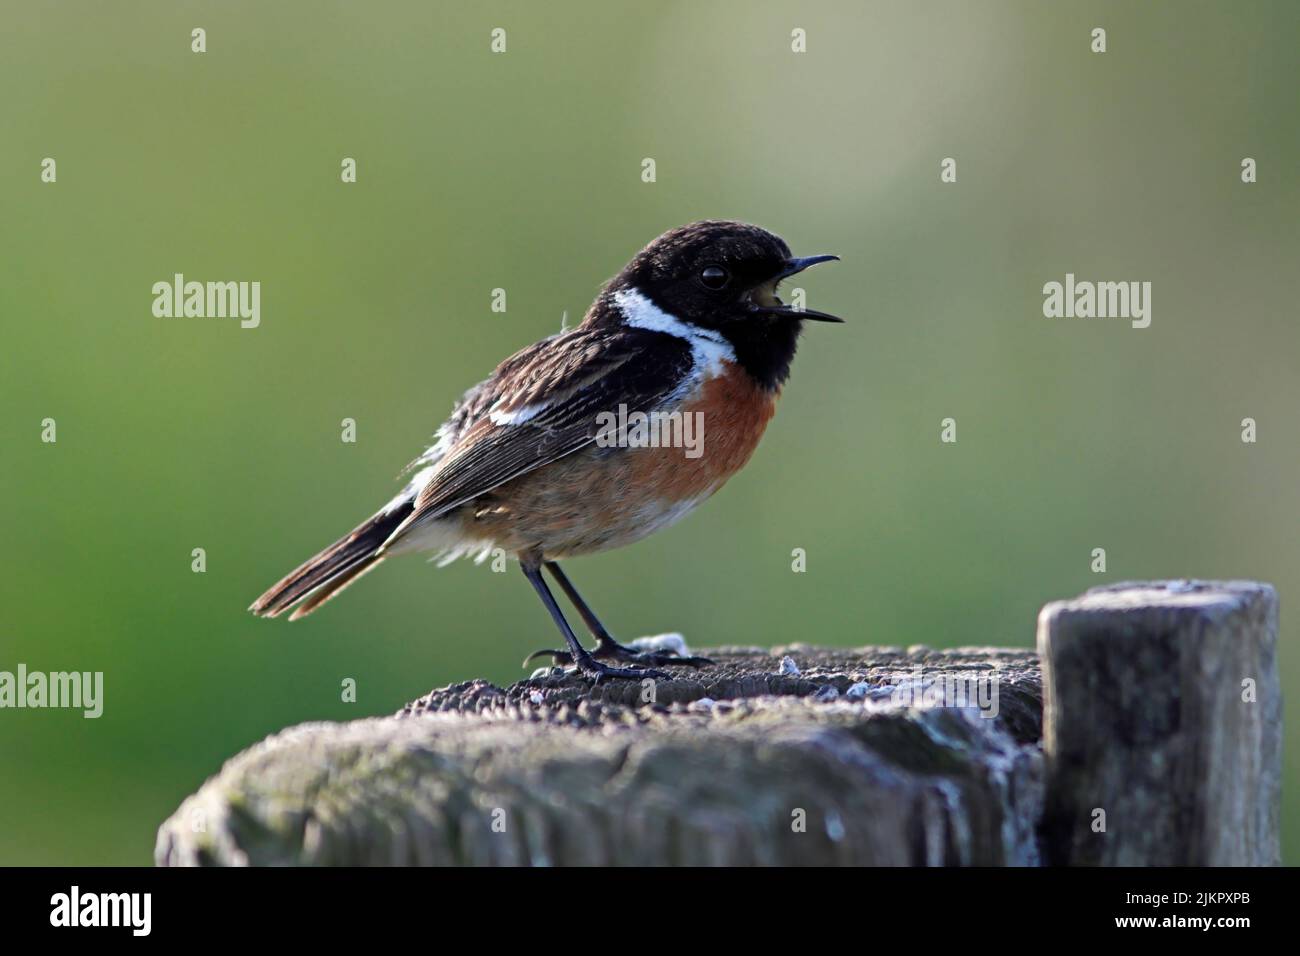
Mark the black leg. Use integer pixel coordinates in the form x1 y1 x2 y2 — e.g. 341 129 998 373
521 561 712 669
519 561 667 682
545 561 618 644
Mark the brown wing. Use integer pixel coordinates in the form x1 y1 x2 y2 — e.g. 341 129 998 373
381 325 696 548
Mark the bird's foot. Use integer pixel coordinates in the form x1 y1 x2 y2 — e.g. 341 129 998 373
577 658 670 683
523 636 712 672
596 634 714 669
607 647 715 669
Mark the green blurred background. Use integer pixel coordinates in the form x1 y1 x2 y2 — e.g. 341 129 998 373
1 0 1296 865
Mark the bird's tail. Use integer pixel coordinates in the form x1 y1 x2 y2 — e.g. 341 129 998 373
248 500 413 621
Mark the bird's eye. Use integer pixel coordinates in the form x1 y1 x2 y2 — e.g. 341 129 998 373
699 265 730 290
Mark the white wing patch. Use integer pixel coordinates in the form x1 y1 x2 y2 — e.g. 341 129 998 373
488 399 548 426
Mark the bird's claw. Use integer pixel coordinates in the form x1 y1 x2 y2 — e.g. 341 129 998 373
523 648 573 668
581 660 670 683
523 641 712 672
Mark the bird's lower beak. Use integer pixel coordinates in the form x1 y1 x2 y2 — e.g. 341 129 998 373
748 254 843 322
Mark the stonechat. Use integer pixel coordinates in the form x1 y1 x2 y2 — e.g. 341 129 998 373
250 221 841 680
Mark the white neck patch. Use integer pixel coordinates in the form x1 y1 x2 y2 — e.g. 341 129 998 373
612 288 735 377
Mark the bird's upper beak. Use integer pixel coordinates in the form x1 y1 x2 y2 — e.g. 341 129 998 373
747 254 843 322
774 254 840 280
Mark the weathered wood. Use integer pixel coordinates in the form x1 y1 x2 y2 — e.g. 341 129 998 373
1038 580 1281 865
156 645 1043 866
155 580 1281 866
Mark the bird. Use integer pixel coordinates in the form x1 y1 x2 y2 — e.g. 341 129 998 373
249 220 841 680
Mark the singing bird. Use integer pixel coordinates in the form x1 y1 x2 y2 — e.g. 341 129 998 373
250 221 841 680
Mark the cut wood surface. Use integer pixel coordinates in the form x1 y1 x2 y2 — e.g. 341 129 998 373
1038 580 1281 865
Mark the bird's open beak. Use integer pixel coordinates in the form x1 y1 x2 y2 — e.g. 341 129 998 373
747 254 843 322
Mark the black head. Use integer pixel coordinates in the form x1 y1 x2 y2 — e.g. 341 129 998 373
597 220 841 389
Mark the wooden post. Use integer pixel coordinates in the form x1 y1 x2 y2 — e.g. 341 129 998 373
155 581 1282 866
1037 580 1281 865
155 646 1046 866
